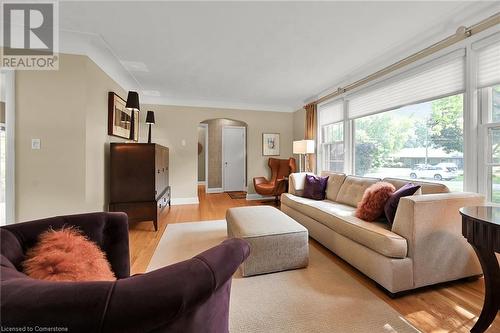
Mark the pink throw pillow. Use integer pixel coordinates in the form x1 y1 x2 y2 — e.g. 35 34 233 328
22 227 116 282
355 182 396 222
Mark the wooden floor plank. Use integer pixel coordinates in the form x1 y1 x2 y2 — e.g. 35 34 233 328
129 185 499 333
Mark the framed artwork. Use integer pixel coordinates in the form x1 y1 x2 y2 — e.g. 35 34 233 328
262 133 280 156
108 92 139 141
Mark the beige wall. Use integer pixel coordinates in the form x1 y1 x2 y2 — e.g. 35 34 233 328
293 107 305 141
15 54 127 222
197 125 206 182
201 118 247 189
293 107 306 166
140 105 294 199
15 53 298 221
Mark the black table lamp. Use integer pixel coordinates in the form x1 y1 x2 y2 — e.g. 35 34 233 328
146 111 155 143
125 91 140 141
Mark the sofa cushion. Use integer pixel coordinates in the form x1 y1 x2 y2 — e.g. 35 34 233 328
336 176 381 208
382 177 449 194
281 194 408 258
384 183 422 225
23 228 116 282
288 172 314 196
355 182 396 221
320 171 346 201
303 174 329 200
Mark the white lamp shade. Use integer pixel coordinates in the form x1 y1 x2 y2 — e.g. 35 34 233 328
304 140 315 154
293 140 315 154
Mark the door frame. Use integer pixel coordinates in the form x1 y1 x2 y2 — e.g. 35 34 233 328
198 123 209 193
1 70 15 224
221 126 246 192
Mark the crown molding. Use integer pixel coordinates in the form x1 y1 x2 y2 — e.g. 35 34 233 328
59 29 139 92
141 95 295 113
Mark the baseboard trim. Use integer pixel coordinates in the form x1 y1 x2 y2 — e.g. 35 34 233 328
170 197 199 205
206 187 223 194
245 193 275 201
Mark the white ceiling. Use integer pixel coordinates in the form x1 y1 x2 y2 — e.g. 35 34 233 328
59 1 499 112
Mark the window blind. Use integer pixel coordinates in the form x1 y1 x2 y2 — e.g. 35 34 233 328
347 49 465 119
318 100 343 125
474 33 500 88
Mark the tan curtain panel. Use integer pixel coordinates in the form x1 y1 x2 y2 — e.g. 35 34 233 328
305 103 317 173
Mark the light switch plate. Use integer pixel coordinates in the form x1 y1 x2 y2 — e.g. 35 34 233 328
31 139 41 150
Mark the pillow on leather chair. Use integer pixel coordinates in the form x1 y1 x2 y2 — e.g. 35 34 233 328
303 174 329 200
23 227 116 282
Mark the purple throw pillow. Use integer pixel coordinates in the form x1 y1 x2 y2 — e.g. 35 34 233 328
303 174 329 200
384 183 421 225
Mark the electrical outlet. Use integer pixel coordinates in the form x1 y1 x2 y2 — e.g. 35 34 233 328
31 139 41 150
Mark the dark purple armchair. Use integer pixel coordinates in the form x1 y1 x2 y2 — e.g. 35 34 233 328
0 212 250 333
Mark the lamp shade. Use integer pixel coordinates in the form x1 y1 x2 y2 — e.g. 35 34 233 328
146 111 155 124
293 140 315 154
125 91 140 111
293 140 306 154
304 140 315 154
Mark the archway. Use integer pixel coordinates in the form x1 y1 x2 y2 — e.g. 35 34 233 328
198 118 248 195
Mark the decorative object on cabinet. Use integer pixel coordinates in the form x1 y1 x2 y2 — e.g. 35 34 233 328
125 91 140 141
262 133 280 156
109 143 170 231
108 92 139 141
145 111 155 144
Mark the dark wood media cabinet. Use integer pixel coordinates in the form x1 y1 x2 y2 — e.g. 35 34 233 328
109 143 171 231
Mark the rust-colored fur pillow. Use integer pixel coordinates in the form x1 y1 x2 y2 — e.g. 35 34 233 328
22 227 116 282
355 182 396 222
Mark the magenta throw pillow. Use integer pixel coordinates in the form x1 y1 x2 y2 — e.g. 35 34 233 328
384 183 421 225
303 174 329 200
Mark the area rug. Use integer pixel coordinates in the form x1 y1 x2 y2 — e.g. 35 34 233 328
147 220 419 333
227 191 247 199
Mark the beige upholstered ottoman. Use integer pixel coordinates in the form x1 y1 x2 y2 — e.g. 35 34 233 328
226 206 309 277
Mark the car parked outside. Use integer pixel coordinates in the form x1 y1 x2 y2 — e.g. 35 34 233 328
410 165 458 181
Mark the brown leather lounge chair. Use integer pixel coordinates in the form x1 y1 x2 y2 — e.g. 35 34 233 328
253 158 297 202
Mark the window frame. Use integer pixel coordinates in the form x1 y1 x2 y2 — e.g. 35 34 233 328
315 27 500 200
319 120 345 173
350 93 465 187
479 85 500 203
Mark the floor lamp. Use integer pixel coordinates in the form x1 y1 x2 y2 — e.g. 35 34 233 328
293 140 315 172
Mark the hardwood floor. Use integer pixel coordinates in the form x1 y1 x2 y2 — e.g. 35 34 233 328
129 185 499 333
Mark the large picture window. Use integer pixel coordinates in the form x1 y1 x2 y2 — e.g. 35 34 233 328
314 32 500 202
354 94 464 191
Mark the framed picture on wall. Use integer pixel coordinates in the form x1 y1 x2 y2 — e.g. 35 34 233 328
108 92 139 141
262 133 280 156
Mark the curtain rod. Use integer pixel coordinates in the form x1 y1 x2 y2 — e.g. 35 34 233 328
306 11 500 108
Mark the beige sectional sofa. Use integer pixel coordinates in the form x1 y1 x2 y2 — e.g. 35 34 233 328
281 172 485 294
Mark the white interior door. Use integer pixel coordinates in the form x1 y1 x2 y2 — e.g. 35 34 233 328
222 126 245 192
